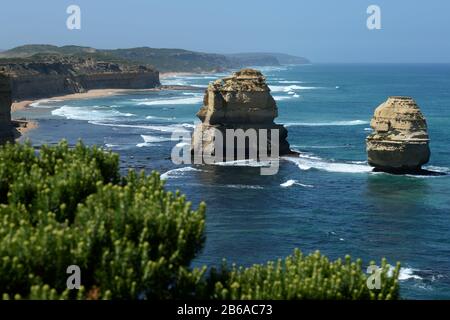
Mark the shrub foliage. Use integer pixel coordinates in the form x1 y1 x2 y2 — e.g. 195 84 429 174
0 141 399 300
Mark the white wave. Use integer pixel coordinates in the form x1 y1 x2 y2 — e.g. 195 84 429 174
399 268 423 281
291 145 348 149
141 135 173 143
136 96 202 106
30 99 64 108
213 159 277 168
280 179 314 188
298 153 322 160
105 143 119 148
52 106 135 121
364 127 373 131
350 160 368 165
284 156 372 173
182 92 203 96
284 120 369 127
137 134 173 148
274 96 294 101
160 166 202 180
270 85 320 92
423 165 450 174
88 121 192 133
388 267 423 281
145 115 176 121
277 80 303 84
224 184 264 190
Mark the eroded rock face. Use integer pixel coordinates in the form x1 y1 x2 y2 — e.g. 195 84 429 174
0 74 14 144
366 97 430 173
191 69 292 161
0 57 160 100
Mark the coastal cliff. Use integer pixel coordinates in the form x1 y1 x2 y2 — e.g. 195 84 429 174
0 56 160 100
192 69 292 161
0 74 13 143
366 97 430 173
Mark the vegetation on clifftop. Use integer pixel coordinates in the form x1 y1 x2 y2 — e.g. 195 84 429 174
0 141 399 300
0 45 310 73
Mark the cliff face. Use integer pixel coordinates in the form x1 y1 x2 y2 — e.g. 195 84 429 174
192 69 292 161
0 57 160 100
366 96 430 173
0 74 13 144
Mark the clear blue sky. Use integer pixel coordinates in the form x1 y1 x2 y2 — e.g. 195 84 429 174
1 0 449 63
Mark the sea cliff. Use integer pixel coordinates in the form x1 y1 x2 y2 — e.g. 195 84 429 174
0 74 13 143
0 56 160 100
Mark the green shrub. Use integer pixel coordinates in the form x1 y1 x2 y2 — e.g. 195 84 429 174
204 250 400 300
0 141 400 300
0 141 206 299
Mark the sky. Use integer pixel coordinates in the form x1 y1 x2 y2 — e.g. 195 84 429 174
1 0 449 63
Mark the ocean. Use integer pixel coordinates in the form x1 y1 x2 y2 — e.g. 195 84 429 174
16 64 450 299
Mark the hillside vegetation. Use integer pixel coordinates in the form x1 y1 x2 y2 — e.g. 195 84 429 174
0 45 310 72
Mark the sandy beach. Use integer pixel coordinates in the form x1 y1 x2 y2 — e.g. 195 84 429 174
11 71 199 113
10 71 207 137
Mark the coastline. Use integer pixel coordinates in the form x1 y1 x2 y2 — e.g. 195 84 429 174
11 71 203 113
10 71 211 138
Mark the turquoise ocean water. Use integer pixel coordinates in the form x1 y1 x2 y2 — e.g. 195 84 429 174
16 64 450 299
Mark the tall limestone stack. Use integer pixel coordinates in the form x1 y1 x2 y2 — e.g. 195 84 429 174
191 69 292 161
0 74 14 144
366 97 430 173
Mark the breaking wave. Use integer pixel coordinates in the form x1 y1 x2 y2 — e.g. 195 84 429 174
136 96 203 106
52 106 135 121
269 85 320 92
160 166 203 180
284 120 369 127
30 99 64 108
280 179 314 188
88 121 193 133
277 80 303 84
283 154 373 173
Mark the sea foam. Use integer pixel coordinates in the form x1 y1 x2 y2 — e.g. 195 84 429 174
280 179 314 188
284 120 369 127
52 106 135 121
160 166 203 180
136 96 203 106
283 155 373 174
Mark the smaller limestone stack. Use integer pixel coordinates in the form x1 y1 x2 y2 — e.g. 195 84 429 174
0 74 14 144
191 69 292 161
366 97 430 173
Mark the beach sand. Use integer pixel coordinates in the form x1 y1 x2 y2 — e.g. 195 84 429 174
10 71 207 137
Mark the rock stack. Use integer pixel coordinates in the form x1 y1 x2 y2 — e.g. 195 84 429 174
366 97 430 173
191 69 292 161
0 74 14 144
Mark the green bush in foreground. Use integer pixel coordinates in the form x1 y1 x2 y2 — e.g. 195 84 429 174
206 251 399 300
0 141 400 300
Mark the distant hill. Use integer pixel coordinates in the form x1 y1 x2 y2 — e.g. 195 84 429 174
226 53 310 66
0 45 310 72
104 47 234 72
